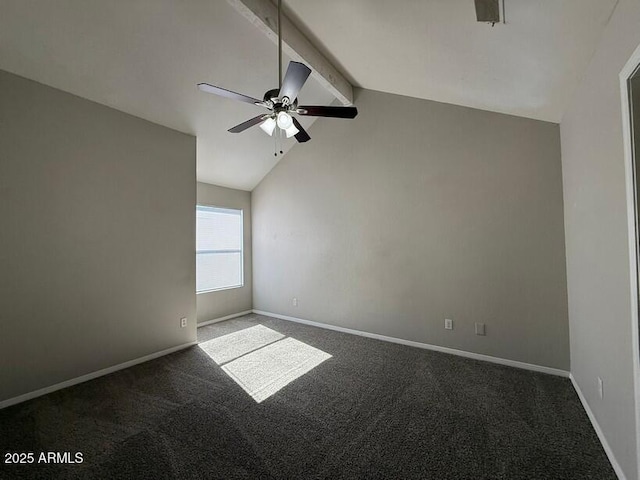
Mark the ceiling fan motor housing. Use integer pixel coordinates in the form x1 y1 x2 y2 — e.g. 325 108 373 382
263 88 297 113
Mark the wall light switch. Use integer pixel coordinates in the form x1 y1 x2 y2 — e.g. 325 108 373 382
180 317 187 328
292 297 298 307
475 322 486 335
444 319 453 330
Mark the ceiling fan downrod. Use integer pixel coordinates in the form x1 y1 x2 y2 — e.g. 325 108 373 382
278 0 282 89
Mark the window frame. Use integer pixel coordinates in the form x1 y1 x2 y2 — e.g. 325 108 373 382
196 204 244 294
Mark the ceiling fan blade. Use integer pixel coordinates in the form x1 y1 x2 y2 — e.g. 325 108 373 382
278 61 312 103
297 106 358 119
228 115 268 133
292 118 311 143
198 83 264 106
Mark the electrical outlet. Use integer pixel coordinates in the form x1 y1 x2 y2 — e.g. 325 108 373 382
475 322 486 336
598 377 604 399
292 297 298 307
180 317 187 328
444 318 453 330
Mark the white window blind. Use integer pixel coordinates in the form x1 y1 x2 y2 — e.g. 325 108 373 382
196 205 243 293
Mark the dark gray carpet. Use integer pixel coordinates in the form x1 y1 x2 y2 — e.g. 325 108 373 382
0 314 615 479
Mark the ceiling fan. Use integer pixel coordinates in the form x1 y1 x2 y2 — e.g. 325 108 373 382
197 0 357 145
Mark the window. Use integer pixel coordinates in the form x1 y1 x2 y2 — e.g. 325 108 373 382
196 205 243 293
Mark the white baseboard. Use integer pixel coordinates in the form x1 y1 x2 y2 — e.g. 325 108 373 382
252 310 570 378
197 310 253 327
570 374 626 480
0 341 198 410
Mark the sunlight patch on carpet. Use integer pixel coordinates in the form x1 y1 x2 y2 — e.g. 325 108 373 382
199 324 284 364
222 337 331 403
199 324 331 403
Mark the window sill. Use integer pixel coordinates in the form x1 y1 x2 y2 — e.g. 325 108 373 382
197 284 244 295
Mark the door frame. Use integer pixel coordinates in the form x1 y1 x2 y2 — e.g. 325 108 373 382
620 40 640 478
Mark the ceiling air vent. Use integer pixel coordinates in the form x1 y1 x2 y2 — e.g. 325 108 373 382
475 0 501 24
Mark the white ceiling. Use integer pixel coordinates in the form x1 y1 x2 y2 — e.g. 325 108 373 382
0 0 334 191
0 0 620 190
284 0 619 123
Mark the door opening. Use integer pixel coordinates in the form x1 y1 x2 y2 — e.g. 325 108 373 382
621 43 640 477
629 66 640 349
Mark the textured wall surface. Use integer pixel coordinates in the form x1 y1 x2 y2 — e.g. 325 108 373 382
0 70 196 402
253 88 569 370
560 0 640 477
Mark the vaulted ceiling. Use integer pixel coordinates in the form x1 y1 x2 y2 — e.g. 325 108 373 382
0 0 620 190
283 0 619 123
0 0 334 190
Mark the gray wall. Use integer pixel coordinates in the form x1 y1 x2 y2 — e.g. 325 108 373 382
252 88 570 370
560 0 640 478
0 70 196 403
196 182 252 323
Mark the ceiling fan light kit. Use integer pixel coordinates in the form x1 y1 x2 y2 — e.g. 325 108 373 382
259 117 277 136
197 0 357 146
284 124 299 138
277 111 293 129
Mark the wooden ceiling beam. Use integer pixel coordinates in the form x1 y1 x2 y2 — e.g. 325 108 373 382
227 0 354 105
